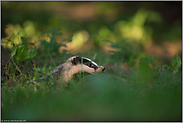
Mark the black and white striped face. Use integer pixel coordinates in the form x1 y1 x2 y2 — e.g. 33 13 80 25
63 56 105 83
69 56 105 72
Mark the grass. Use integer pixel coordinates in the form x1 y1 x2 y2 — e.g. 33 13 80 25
1 52 182 122
1 2 182 121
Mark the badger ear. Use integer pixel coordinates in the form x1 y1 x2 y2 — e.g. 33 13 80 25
71 56 81 65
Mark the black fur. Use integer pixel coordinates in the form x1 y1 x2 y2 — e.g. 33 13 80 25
71 56 98 70
71 56 82 65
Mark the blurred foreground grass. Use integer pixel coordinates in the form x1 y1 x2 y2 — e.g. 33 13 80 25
1 63 182 121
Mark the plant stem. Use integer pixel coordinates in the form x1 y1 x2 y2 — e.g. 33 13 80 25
11 58 22 74
47 51 56 67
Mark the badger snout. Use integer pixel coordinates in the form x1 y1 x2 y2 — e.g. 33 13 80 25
101 66 105 72
102 67 105 72
100 66 105 72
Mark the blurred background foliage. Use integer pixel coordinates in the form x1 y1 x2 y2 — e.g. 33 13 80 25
1 1 182 67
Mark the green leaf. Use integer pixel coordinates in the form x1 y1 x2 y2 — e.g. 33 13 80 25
11 46 18 58
23 50 36 60
21 36 27 43
173 55 181 67
15 56 22 63
12 45 37 63
28 50 37 58
21 36 29 49
172 55 182 73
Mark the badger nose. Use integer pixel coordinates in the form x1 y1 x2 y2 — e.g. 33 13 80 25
102 67 105 72
100 66 105 72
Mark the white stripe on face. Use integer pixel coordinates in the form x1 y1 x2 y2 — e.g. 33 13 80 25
81 57 99 66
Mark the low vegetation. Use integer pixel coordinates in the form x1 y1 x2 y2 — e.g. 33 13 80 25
1 2 182 122
1 34 182 121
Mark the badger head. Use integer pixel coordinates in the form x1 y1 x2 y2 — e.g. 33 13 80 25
64 56 105 83
70 56 105 73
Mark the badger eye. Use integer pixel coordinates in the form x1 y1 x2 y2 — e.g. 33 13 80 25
88 63 92 67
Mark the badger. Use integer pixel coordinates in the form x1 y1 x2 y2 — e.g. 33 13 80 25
25 56 105 85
